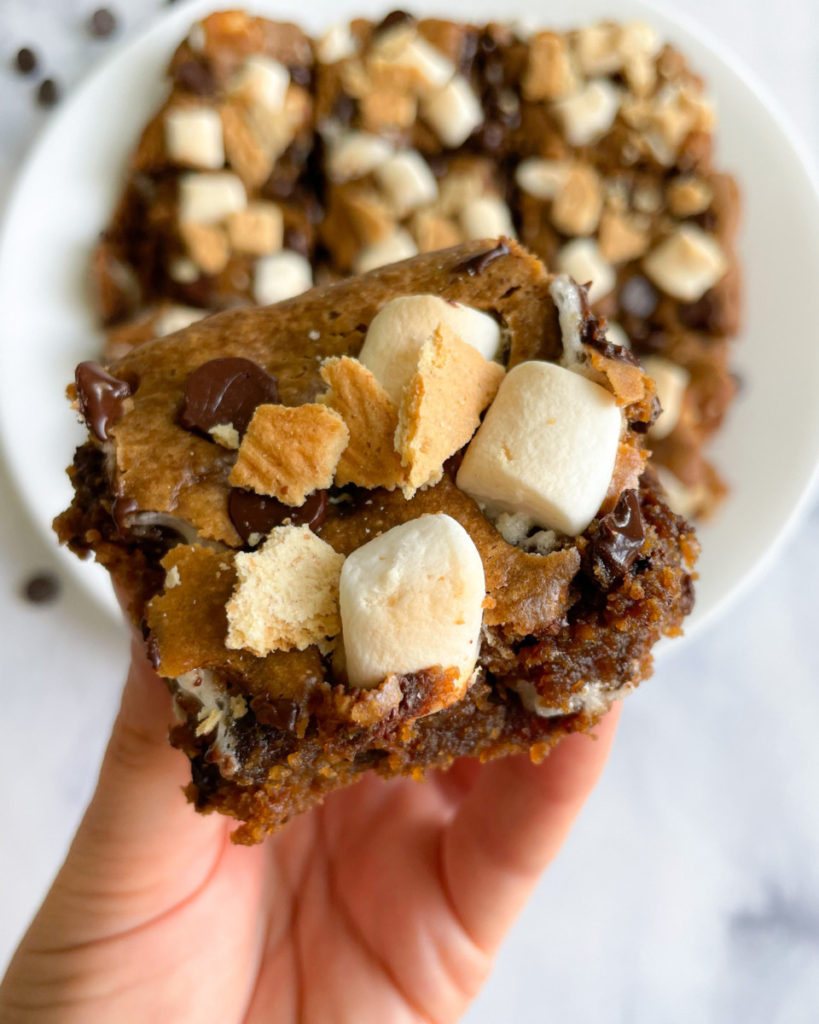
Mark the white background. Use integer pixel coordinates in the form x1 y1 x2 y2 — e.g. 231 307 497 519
1 1 818 1021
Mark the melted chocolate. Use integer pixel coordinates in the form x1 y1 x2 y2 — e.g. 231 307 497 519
228 488 327 544
678 290 720 333
375 10 414 33
75 361 135 441
588 490 645 588
452 239 510 277
180 357 279 437
251 695 300 731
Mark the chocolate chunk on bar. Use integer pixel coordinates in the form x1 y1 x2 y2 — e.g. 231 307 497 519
57 240 698 843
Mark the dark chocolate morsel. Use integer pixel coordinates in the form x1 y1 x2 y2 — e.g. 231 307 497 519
453 239 510 277
22 572 60 604
375 10 414 33
37 78 60 107
75 361 135 441
620 275 659 319
174 59 217 96
228 488 327 544
288 64 311 88
678 290 721 333
180 357 279 437
14 47 37 74
89 8 117 38
590 490 645 586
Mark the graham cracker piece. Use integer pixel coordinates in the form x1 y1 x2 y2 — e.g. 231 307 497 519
229 403 349 506
395 323 505 493
319 356 409 491
219 101 276 189
600 443 649 514
360 89 417 132
180 222 230 275
522 31 577 101
225 525 345 656
588 347 650 407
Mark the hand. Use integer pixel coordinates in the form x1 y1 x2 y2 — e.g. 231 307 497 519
0 637 619 1023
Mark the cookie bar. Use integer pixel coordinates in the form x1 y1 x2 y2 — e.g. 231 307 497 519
58 240 698 842
92 11 740 520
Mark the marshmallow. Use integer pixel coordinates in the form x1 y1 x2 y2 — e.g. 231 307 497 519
555 238 616 303
154 305 207 337
643 355 690 439
552 79 621 146
316 23 358 63
422 76 483 148
460 196 516 241
358 294 502 404
515 157 570 200
253 251 313 305
164 107 224 170
372 25 455 93
228 55 289 111
168 256 200 283
549 275 586 367
456 361 621 536
375 150 438 216
642 225 728 302
339 513 485 691
604 321 631 350
178 172 246 224
352 228 418 274
327 132 394 182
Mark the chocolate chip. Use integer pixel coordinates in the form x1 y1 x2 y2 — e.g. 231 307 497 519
228 488 327 544
180 357 279 437
620 275 658 319
375 10 414 34
283 226 310 257
22 572 61 604
36 78 60 107
452 239 510 277
174 59 217 96
89 8 117 38
251 695 299 731
288 64 311 88
14 47 37 75
75 361 135 441
587 490 645 588
678 290 721 333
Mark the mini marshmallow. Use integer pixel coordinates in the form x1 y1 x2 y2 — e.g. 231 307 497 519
339 513 485 690
327 132 394 182
372 25 454 93
422 75 483 148
552 79 621 146
165 107 225 169
375 150 438 216
228 55 289 111
358 294 502 405
178 172 246 224
168 256 200 283
316 23 358 63
555 238 615 303
253 251 313 305
643 355 690 439
456 361 621 536
515 157 570 200
460 196 516 241
352 228 418 274
642 225 728 302
154 305 208 337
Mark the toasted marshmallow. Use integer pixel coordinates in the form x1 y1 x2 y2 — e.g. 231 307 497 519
375 150 438 216
352 228 418 274
178 172 246 224
643 355 690 439
327 131 394 182
316 23 358 63
164 107 224 169
642 225 728 302
228 55 289 111
339 514 485 692
555 238 615 303
456 361 621 536
154 305 208 337
253 251 313 305
358 294 502 404
460 196 516 241
422 76 483 148
552 79 621 146
515 157 570 200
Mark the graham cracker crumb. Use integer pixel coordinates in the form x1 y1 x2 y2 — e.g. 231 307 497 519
229 403 349 506
319 356 409 491
209 423 240 449
225 525 345 656
396 323 505 494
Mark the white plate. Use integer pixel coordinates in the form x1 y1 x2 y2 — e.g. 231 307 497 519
1 0 819 635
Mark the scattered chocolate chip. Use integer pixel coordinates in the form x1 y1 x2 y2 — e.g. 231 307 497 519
22 572 61 604
112 495 139 535
453 239 510 277
228 488 327 544
251 695 300 731
174 59 217 96
330 92 356 127
180 357 279 438
583 322 641 366
679 573 696 615
587 490 645 589
288 64 311 88
36 78 60 107
375 10 414 34
14 47 37 75
283 226 310 257
678 290 720 333
146 634 161 669
75 361 135 441
89 8 117 38
620 275 658 319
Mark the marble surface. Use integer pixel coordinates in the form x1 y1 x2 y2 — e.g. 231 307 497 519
1 1 818 1020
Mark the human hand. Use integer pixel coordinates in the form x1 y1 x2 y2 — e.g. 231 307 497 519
0 637 619 1023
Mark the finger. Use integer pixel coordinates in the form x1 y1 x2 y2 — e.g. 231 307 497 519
441 706 620 953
